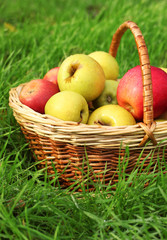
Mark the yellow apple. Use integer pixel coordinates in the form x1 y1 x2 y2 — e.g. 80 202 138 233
57 54 105 102
89 51 119 80
93 79 119 108
156 119 166 122
45 91 89 123
160 67 167 73
155 111 167 122
88 104 136 126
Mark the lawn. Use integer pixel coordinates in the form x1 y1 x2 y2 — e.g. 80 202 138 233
0 0 167 239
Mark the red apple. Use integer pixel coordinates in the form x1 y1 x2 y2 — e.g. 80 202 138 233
19 79 59 114
43 67 60 88
117 65 167 121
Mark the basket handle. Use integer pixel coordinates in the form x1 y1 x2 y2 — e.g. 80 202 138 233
109 21 153 127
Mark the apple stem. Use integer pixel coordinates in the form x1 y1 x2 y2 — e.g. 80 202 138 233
69 63 80 77
70 65 77 76
94 120 111 126
107 95 112 103
77 110 83 124
65 63 80 83
95 120 105 125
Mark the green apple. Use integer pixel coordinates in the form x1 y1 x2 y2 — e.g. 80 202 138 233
45 91 89 124
156 119 166 122
57 54 105 102
155 111 167 121
160 67 167 73
93 79 119 108
88 105 136 126
89 51 119 80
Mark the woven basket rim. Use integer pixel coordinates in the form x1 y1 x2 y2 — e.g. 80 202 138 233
9 83 167 149
9 83 146 129
9 83 137 128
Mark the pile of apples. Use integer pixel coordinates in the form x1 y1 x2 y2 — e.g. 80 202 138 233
19 51 167 127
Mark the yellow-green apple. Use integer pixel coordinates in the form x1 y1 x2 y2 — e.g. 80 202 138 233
160 67 167 73
89 51 119 80
93 80 119 108
45 90 89 123
57 54 105 102
19 79 59 114
88 104 136 126
155 111 167 122
43 67 60 88
117 65 167 121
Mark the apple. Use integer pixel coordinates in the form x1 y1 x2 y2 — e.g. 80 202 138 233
88 101 95 114
155 111 167 121
158 111 167 119
89 51 119 80
93 79 119 108
45 90 89 123
43 67 60 88
88 104 136 126
57 54 105 102
117 65 167 121
19 79 59 114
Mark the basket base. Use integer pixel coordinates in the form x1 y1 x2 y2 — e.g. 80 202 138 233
21 126 167 190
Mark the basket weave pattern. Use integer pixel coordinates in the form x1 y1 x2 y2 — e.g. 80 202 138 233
9 21 167 188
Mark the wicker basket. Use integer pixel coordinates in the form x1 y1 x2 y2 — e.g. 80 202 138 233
9 21 167 189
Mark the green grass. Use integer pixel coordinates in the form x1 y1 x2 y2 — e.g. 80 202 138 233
0 0 167 239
